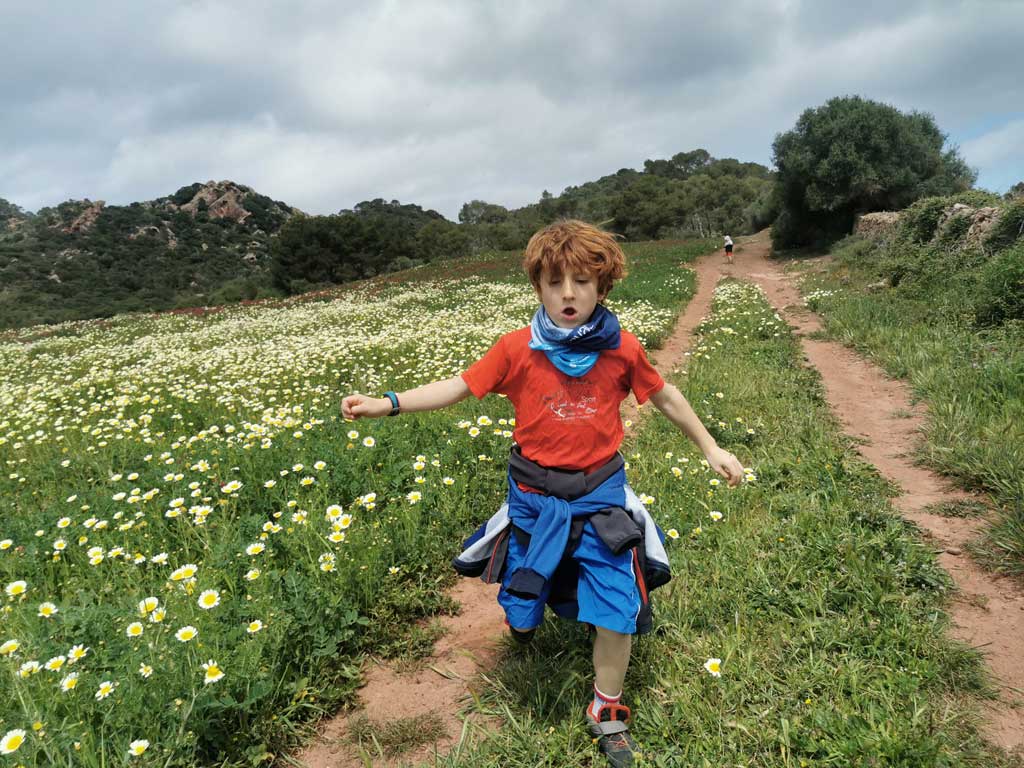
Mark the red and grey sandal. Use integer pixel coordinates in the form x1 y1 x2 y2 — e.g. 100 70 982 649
587 701 636 767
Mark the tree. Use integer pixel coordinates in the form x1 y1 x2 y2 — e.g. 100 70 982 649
457 200 510 225
415 219 470 262
771 96 976 248
643 149 712 180
0 198 31 225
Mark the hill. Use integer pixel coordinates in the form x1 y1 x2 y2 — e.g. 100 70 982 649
1 149 772 330
0 181 297 328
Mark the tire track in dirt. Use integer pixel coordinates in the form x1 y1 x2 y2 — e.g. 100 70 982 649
296 578 504 767
728 231 1024 755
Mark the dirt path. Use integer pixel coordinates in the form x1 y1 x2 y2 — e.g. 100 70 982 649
295 578 504 767
725 231 1024 754
297 233 1023 766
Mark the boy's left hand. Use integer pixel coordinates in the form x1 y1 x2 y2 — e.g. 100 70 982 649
705 446 745 487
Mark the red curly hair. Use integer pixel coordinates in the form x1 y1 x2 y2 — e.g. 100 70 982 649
522 219 627 297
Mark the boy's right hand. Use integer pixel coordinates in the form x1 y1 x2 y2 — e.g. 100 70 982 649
341 394 390 420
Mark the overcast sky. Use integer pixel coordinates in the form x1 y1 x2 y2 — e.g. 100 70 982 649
2 0 1022 220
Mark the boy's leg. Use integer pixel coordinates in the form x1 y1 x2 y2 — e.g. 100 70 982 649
593 627 632 701
588 626 638 766
575 523 642 765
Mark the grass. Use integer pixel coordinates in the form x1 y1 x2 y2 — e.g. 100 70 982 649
798 237 1024 576
430 280 1012 766
924 500 990 519
347 712 448 758
0 239 709 766
3 237 1015 766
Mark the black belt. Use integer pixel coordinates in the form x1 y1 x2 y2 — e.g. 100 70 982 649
508 445 624 501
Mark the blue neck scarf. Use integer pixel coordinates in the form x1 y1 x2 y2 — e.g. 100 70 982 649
528 304 621 377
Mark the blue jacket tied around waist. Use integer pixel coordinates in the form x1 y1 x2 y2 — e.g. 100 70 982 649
503 466 628 598
453 453 672 630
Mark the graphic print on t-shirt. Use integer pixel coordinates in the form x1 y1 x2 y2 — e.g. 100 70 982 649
542 375 598 421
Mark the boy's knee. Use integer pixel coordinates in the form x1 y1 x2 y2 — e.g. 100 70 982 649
594 626 631 642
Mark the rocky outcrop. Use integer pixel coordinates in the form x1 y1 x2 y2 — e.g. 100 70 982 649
858 204 1007 250
176 181 252 224
128 224 179 249
854 211 901 239
964 207 1001 249
129 225 163 240
932 204 1004 249
63 201 105 234
936 203 974 232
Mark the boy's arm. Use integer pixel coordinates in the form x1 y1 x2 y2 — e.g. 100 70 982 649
342 376 472 420
648 383 745 486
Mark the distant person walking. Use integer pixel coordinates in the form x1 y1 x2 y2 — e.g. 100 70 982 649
723 235 734 264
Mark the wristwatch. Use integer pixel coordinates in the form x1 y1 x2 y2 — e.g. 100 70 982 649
383 391 400 416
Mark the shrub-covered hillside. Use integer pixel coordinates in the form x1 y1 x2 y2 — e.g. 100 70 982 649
1 148 771 331
849 191 1024 327
0 182 297 329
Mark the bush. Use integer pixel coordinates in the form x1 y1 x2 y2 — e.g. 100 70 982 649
900 197 950 244
984 199 1024 252
974 242 1024 325
172 183 202 206
829 234 877 266
936 210 973 248
211 277 260 304
949 189 1003 208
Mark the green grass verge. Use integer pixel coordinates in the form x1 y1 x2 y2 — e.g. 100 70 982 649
798 239 1024 576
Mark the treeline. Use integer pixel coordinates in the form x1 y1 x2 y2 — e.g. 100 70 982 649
270 149 772 294
270 199 469 293
10 93 1012 330
0 149 772 328
456 149 772 250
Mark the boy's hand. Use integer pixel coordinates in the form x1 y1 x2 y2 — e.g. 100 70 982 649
705 446 745 487
341 394 390 420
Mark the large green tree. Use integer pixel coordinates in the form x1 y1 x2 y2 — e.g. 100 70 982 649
270 199 458 293
771 96 975 248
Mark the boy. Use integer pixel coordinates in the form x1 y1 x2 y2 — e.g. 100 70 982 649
723 234 734 264
342 220 744 766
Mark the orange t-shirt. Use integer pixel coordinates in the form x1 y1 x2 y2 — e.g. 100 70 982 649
461 327 665 473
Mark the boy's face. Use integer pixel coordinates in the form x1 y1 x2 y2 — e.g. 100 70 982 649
536 267 605 329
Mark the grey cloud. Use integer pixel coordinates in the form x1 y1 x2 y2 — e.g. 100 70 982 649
1 0 1022 218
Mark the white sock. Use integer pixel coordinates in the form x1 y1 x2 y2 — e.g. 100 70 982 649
588 684 622 720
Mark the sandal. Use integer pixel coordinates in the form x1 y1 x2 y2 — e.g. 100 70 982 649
587 702 636 767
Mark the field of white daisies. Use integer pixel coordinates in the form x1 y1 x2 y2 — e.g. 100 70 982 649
0 242 715 766
1 239 1013 767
